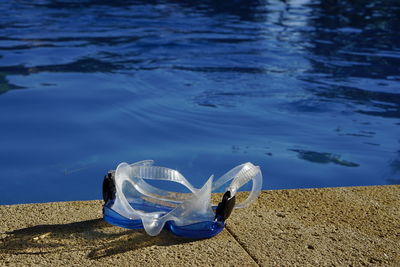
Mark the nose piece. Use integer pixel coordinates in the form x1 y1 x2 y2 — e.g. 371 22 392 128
142 217 165 236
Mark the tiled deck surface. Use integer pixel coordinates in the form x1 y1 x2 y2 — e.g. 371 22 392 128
1 185 399 266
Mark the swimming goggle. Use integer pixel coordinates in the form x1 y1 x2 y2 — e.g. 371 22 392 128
102 160 262 238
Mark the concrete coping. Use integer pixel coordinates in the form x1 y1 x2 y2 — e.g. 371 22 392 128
1 185 399 266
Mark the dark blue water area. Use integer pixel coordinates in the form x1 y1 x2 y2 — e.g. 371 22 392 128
0 0 399 204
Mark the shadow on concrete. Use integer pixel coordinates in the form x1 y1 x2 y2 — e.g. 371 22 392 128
0 218 194 259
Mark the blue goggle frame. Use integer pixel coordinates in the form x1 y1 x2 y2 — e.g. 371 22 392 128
103 171 235 239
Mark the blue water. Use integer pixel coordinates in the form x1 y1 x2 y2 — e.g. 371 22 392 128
0 0 399 204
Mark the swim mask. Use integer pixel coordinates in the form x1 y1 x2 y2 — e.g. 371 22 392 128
102 160 262 238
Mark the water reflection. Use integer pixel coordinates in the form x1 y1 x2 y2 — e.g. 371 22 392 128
31 0 270 21
290 149 359 167
0 73 25 94
302 0 400 119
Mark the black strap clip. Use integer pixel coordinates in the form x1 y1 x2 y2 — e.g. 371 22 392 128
214 191 236 222
102 171 116 203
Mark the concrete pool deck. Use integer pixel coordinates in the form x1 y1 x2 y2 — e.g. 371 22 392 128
0 185 399 266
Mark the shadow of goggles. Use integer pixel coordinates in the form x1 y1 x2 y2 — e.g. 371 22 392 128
102 160 262 239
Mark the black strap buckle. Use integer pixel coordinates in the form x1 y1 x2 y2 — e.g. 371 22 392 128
102 171 116 203
214 191 236 222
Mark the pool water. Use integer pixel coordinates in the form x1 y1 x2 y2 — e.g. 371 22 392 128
0 0 399 204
